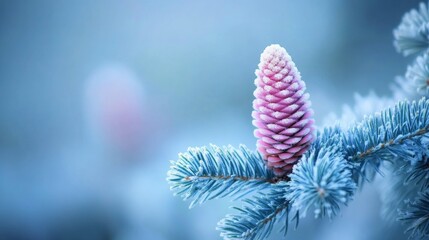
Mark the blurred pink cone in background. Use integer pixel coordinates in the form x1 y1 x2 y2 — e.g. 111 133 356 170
85 64 146 158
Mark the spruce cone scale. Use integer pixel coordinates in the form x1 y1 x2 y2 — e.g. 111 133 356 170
252 44 315 176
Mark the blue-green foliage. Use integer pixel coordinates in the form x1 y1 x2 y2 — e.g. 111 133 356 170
391 3 429 237
404 154 429 190
167 99 429 239
287 143 356 219
399 190 429 239
394 1 429 56
167 2 429 239
380 161 420 222
167 144 275 208
344 98 429 183
217 184 292 240
380 152 429 225
344 99 429 163
406 52 429 93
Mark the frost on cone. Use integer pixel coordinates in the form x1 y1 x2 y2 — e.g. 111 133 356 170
252 44 315 176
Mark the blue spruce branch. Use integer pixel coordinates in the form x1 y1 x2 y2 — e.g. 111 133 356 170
217 184 293 240
394 1 429 56
399 189 429 239
167 144 277 208
343 98 429 182
404 155 429 190
287 143 356 219
167 1 429 238
167 98 429 239
381 155 429 226
406 52 429 93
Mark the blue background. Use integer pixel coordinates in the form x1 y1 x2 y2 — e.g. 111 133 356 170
0 1 422 239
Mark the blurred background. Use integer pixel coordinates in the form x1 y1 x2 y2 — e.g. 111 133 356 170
0 0 423 239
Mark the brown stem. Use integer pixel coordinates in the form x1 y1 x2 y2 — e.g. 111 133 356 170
353 127 429 161
184 175 288 184
262 204 287 224
242 202 289 238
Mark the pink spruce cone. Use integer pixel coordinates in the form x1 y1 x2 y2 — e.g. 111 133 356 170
252 44 315 176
